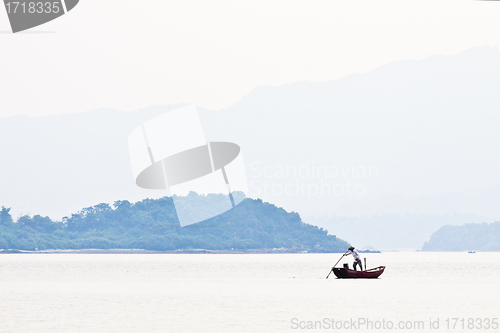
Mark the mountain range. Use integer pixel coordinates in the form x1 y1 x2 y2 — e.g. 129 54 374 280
1 47 500 249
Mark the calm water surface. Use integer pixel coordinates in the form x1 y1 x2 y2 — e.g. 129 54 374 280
0 252 499 332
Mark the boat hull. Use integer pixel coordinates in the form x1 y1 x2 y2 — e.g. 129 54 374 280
333 266 385 279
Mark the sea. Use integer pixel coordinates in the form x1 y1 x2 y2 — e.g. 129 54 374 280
0 252 499 332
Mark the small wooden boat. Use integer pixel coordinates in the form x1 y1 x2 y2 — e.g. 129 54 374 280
333 266 385 279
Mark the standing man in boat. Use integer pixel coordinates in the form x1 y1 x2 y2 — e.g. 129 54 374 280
344 246 363 271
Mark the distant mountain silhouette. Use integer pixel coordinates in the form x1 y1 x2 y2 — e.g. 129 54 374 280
198 46 500 219
307 213 493 250
422 221 500 251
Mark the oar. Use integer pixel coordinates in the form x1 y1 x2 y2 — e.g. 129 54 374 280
326 250 349 279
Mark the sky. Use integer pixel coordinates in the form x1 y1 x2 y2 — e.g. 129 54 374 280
1 0 500 117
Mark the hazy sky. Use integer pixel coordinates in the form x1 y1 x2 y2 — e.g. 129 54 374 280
1 0 500 117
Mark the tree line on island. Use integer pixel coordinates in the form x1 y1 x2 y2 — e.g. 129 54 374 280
0 194 349 252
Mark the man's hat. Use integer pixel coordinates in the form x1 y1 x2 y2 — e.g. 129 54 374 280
348 246 355 250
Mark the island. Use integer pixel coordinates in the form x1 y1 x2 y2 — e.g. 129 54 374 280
0 195 349 253
422 221 500 251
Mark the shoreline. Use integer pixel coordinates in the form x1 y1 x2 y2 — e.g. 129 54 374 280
0 249 382 254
